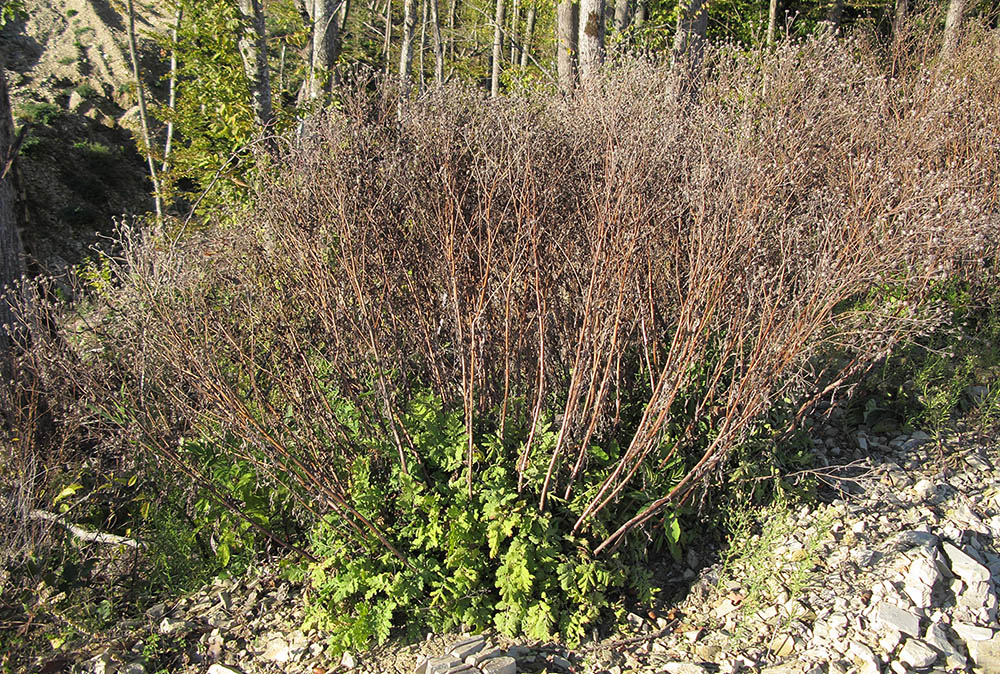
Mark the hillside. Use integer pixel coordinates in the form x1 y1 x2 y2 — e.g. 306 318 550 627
1 0 163 276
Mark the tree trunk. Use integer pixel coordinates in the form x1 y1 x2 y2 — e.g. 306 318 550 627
634 0 646 27
673 0 707 68
509 0 519 64
430 0 444 84
613 0 630 36
766 0 779 44
520 3 535 67
399 0 417 87
941 0 967 61
556 0 577 91
125 0 163 224
448 0 459 61
305 0 343 101
236 0 275 136
892 0 908 39
578 0 604 83
824 0 843 34
383 0 393 76
0 61 25 385
419 0 428 90
162 4 182 174
340 0 351 32
490 0 505 96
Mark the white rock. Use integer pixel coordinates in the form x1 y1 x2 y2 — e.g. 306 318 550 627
904 557 940 609
952 621 994 643
158 617 192 635
943 542 991 584
877 603 921 637
965 633 1000 671
479 656 517 674
879 628 901 653
450 635 486 661
913 479 937 502
662 664 709 674
206 666 242 674
849 641 881 674
898 639 938 668
340 651 357 669
415 656 461 674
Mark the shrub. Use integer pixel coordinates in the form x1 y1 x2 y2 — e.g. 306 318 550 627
16 101 62 125
8 29 999 653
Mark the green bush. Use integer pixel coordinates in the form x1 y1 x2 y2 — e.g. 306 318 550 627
299 392 669 652
16 101 62 125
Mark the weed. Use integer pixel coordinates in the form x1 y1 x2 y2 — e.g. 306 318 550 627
74 83 99 99
15 101 62 125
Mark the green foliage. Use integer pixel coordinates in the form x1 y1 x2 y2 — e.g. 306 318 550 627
300 392 669 654
74 83 99 99
0 0 25 26
846 280 1000 435
16 101 62 125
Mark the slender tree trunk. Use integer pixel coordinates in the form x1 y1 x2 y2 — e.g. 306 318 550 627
520 3 535 67
578 0 604 83
430 0 444 84
509 0 519 63
340 0 351 31
824 0 843 34
125 0 163 225
556 0 577 91
490 0 506 96
383 0 393 76
673 0 707 70
766 0 779 44
305 0 343 100
448 0 459 60
0 61 25 386
634 0 646 27
236 0 275 136
400 0 417 87
613 0 630 36
892 0 908 38
941 0 967 61
419 0 428 91
162 5 182 174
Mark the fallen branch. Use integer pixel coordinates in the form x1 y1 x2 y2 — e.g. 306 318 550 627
29 510 143 548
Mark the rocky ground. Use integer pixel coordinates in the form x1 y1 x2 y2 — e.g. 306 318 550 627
44 416 1000 674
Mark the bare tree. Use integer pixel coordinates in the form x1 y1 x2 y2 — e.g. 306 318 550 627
892 0 908 40
556 0 577 90
578 0 605 83
509 0 520 63
125 0 163 224
941 0 967 61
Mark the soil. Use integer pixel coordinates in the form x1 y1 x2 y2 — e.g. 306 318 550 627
1 0 167 278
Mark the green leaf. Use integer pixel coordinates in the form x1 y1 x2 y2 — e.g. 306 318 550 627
53 483 83 506
217 542 231 567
